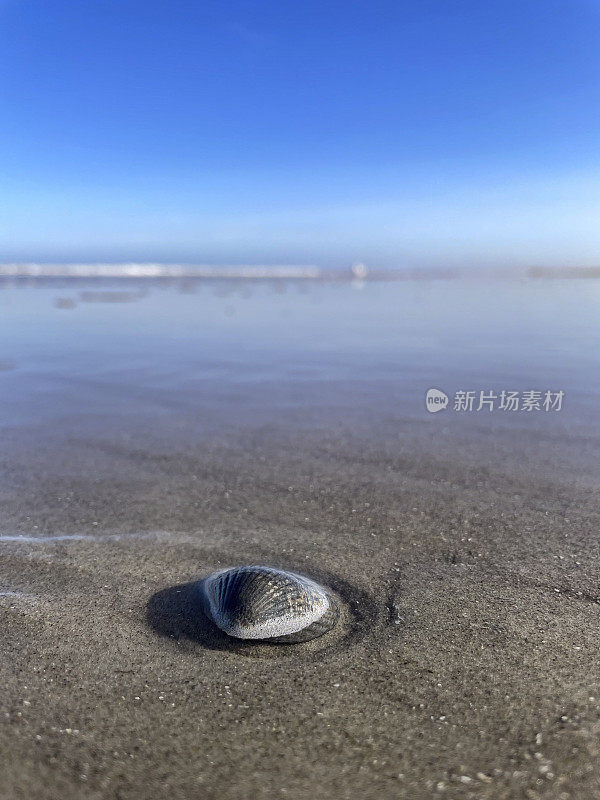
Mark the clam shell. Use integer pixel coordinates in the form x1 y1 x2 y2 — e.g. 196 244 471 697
198 565 339 643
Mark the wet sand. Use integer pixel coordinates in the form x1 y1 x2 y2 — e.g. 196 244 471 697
1 279 599 799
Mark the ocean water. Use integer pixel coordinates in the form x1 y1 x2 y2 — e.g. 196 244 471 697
0 276 598 442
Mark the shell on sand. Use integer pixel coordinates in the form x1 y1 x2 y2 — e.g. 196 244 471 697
197 565 339 643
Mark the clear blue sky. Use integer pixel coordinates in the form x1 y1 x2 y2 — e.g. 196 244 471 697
1 0 599 267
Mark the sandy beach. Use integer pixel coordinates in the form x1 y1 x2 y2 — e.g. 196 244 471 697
3 0 599 794
1 278 599 799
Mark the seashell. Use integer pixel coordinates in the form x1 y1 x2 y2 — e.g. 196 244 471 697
197 565 339 643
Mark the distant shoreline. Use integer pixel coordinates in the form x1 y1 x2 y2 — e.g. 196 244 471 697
0 263 599 281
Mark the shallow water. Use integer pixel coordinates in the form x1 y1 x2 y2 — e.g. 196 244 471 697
0 276 598 431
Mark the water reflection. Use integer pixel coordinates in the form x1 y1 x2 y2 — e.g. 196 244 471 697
0 277 597 432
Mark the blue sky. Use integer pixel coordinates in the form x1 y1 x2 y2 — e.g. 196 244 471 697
1 0 599 268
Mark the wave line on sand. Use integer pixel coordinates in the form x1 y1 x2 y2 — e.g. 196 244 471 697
0 531 179 545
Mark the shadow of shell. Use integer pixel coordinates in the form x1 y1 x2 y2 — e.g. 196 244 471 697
145 569 379 662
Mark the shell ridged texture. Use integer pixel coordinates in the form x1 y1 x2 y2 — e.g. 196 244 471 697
198 565 339 642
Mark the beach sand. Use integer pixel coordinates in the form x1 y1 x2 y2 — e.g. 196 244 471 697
1 279 599 799
1 406 599 800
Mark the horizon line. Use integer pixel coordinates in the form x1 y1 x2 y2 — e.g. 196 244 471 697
0 263 599 281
